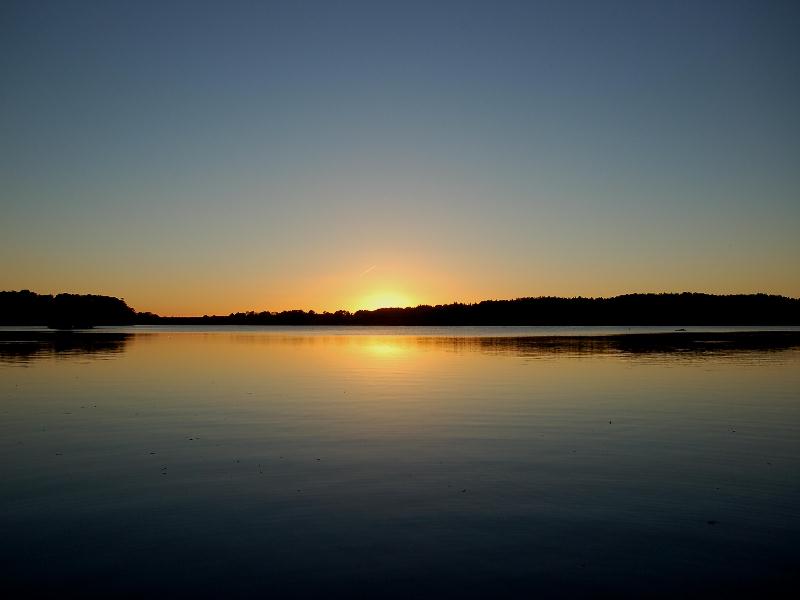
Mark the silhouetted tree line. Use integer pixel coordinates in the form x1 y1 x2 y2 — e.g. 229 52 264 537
2 290 799 327
0 290 136 328
140 293 800 326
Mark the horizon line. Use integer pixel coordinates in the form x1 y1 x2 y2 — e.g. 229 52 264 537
6 289 799 319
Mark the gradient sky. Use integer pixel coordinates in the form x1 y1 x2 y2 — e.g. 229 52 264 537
2 0 799 315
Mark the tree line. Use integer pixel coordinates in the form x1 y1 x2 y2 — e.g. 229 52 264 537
0 290 136 328
4 290 798 327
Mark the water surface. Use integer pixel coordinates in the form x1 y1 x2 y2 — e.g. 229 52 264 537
1 328 799 598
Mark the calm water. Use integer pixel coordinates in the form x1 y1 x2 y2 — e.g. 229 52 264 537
1 328 799 598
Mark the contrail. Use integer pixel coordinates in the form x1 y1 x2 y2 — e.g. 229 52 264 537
359 265 377 277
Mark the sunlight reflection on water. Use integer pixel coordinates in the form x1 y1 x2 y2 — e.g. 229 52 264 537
1 328 799 598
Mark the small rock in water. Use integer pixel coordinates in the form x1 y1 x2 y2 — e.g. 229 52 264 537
706 520 718 526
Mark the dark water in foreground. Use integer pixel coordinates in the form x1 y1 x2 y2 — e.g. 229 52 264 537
1 328 799 598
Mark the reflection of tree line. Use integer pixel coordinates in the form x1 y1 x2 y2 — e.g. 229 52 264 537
2 331 798 364
414 332 800 359
0 331 132 362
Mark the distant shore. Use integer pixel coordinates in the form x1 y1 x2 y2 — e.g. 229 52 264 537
2 290 799 328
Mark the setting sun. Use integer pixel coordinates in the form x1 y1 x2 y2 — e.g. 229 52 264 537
358 291 414 311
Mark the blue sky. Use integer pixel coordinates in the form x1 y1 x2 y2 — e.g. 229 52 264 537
2 1 798 314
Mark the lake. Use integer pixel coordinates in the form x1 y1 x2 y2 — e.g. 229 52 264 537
1 327 799 598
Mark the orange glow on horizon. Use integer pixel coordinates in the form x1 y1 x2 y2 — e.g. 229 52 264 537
357 291 415 312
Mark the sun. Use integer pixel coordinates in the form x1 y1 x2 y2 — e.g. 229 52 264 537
359 291 414 311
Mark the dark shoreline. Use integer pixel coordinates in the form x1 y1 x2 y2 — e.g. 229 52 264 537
3 291 800 328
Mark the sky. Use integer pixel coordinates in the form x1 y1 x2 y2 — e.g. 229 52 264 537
1 0 799 315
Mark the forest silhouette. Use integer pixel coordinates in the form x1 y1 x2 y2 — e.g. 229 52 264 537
2 290 799 327
0 290 136 328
